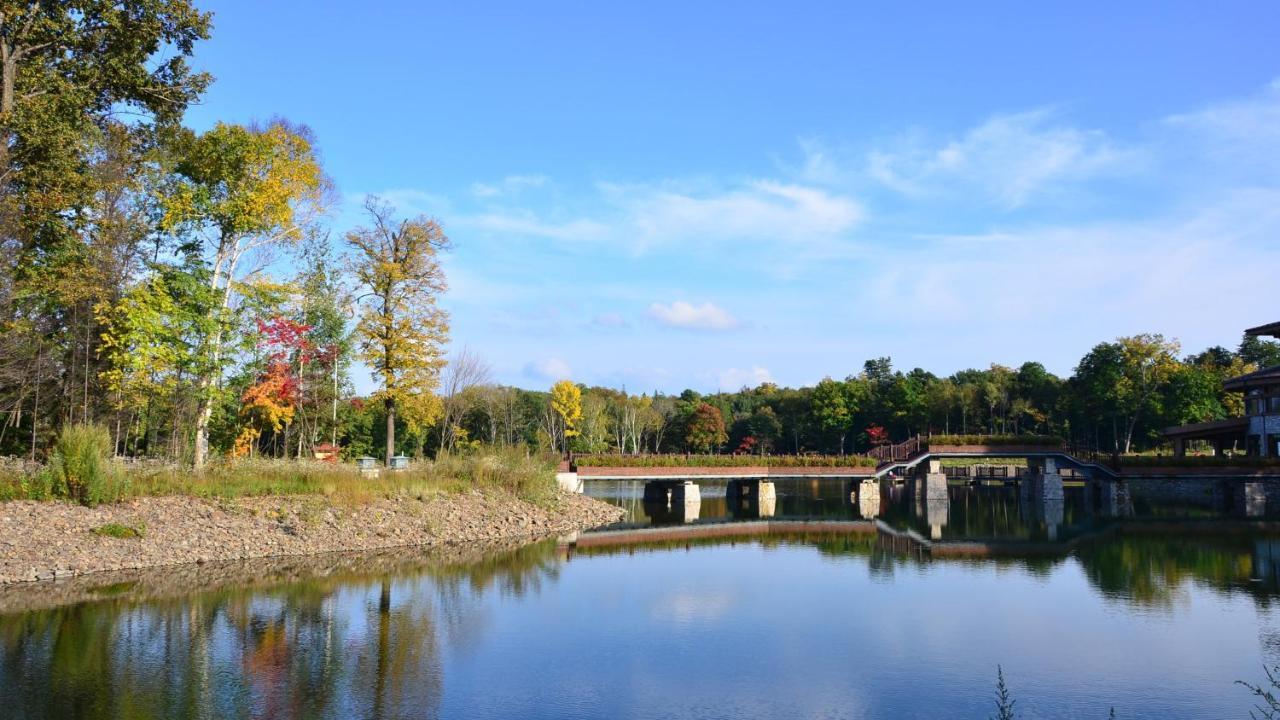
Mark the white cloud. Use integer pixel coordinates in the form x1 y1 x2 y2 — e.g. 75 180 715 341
471 174 550 198
462 211 610 241
648 301 738 331
523 357 572 382
713 366 774 391
613 179 865 251
865 109 1121 208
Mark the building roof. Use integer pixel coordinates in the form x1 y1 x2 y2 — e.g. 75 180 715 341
1245 320 1280 338
1162 416 1249 439
1223 364 1280 392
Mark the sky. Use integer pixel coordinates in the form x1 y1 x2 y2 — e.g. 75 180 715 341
184 1 1280 394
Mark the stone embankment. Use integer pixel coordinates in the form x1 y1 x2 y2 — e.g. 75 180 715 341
0 490 623 585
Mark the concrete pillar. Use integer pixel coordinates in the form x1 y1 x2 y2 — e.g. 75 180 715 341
858 479 881 519
1095 480 1131 518
1236 481 1266 518
729 479 775 519
926 500 949 541
556 471 583 493
1038 499 1064 542
671 480 701 505
643 481 673 504
1025 457 1063 502
919 458 948 502
1173 437 1186 458
758 480 776 503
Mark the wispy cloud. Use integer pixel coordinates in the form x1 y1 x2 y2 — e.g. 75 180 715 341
865 109 1122 208
523 357 572 382
610 179 865 251
712 366 774 391
648 301 738 331
471 174 550 198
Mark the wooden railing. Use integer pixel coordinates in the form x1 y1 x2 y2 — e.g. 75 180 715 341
867 434 924 465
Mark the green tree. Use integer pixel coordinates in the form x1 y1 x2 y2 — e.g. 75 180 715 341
1240 334 1280 368
1074 334 1181 453
812 377 853 455
348 197 450 465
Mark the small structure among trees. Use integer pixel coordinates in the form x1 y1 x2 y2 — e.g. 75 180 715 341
1164 321 1280 457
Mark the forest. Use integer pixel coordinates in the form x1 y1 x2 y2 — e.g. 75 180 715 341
2 2 1279 469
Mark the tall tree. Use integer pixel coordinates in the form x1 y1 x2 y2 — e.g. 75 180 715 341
348 197 449 465
162 120 329 467
685 402 727 453
812 377 853 455
549 380 582 454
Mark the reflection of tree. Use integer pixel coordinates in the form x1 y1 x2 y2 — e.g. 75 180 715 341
1074 532 1275 608
0 541 566 719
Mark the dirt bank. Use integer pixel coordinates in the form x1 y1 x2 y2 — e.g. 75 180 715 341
0 490 622 585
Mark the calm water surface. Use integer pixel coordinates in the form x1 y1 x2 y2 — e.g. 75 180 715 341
4 481 1280 719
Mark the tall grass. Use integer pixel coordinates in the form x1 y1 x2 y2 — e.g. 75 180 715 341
0 445 558 506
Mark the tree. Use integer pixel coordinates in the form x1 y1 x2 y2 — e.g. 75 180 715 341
812 377 853 455
348 197 450 465
162 120 329 468
747 406 782 454
549 380 582 454
438 348 491 453
0 1 211 245
685 402 727 453
1074 334 1181 453
1240 334 1280 368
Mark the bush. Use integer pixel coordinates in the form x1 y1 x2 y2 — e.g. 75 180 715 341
926 434 1063 447
91 522 145 539
1117 455 1280 468
47 424 127 506
572 454 878 468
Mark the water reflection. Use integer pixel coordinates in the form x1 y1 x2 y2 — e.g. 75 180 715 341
4 521 1280 718
0 543 560 720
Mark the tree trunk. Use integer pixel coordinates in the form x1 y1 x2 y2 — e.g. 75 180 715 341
385 398 396 466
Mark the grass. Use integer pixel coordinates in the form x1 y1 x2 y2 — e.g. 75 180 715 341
572 453 879 468
1 447 560 507
91 522 145 539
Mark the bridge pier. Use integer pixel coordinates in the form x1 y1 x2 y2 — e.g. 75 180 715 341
727 479 776 519
1233 481 1267 518
1091 479 1131 517
642 480 702 524
919 459 949 501
1024 457 1064 501
856 479 881 519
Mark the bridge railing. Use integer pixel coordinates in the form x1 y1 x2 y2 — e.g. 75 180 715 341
867 434 924 465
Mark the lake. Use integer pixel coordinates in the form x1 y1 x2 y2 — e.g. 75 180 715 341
3 480 1280 719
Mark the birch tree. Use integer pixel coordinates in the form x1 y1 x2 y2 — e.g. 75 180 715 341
161 120 329 468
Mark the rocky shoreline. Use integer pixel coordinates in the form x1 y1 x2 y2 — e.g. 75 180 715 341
0 490 623 588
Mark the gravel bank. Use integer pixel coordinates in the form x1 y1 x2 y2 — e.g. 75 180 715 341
0 490 623 585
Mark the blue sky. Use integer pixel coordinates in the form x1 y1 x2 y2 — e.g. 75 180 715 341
186 1 1280 393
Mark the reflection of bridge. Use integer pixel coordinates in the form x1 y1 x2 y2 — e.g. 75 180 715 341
868 437 1120 480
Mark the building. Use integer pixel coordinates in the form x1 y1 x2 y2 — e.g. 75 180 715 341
1163 321 1280 458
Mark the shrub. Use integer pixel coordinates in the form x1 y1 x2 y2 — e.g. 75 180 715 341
1117 455 1280 468
48 424 127 506
91 522 145 539
926 434 1063 447
572 454 878 468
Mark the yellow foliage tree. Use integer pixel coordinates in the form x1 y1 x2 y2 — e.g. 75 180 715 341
550 380 582 453
347 197 450 465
